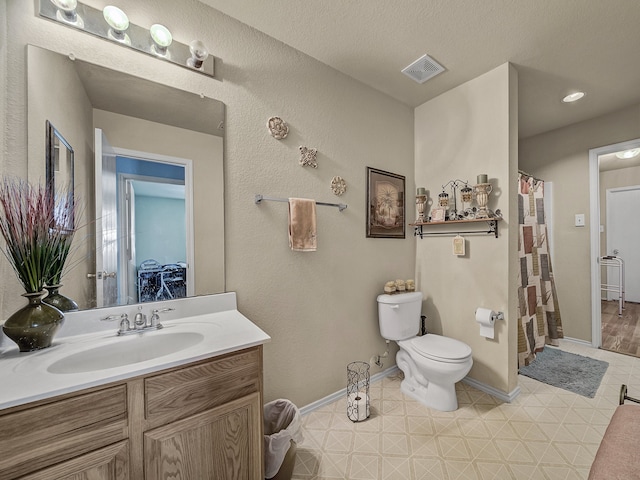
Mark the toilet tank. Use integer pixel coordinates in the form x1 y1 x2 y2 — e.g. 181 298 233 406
377 291 423 340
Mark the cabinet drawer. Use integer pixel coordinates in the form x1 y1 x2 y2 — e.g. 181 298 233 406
145 347 261 424
0 385 127 479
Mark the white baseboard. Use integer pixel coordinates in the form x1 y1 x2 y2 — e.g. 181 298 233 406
299 367 522 415
462 376 521 403
299 366 399 416
561 336 594 348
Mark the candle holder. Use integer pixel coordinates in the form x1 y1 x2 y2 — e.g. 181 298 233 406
473 183 493 219
440 179 470 219
416 195 427 223
460 184 474 217
438 191 449 208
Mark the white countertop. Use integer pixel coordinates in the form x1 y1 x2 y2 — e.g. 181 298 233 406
0 293 270 410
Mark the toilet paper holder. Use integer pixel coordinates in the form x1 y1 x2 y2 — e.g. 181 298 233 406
475 308 504 339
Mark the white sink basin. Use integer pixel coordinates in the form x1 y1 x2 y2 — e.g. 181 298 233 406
47 331 205 374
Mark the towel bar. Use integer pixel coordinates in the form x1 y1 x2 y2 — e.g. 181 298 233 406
255 194 347 212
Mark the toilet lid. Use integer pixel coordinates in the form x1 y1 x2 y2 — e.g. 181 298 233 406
410 334 472 361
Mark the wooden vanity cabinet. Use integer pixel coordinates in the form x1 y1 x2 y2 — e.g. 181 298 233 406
0 345 264 480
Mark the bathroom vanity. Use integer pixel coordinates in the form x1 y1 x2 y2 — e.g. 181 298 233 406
0 293 270 479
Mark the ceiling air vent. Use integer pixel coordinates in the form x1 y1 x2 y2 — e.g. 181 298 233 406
401 54 445 84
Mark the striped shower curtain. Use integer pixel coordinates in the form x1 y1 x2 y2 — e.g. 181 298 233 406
517 172 563 368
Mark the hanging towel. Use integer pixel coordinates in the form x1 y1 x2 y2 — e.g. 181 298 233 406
288 198 317 251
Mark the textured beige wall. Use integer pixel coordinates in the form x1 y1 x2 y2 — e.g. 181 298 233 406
414 64 519 394
519 104 640 342
1 0 415 404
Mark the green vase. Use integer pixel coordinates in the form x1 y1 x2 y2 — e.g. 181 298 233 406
43 284 79 312
2 291 65 352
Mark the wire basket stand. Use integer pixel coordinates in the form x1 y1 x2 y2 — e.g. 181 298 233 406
347 361 370 422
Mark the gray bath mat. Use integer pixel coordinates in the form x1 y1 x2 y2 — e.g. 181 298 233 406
518 347 608 398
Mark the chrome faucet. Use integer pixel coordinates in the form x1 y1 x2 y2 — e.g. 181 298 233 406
150 307 174 329
134 306 147 330
100 307 174 336
100 313 131 335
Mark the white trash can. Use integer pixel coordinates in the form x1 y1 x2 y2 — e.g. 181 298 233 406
264 399 303 480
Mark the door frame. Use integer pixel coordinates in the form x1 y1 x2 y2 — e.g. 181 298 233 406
589 137 640 347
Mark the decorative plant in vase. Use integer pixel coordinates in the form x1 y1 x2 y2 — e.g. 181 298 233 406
0 178 76 351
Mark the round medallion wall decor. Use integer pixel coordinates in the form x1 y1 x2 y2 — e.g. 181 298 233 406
331 176 347 196
267 116 289 140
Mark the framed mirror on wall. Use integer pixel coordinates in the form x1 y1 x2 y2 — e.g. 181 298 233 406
46 120 75 230
27 44 225 312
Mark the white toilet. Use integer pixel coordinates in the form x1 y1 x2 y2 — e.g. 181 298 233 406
377 291 473 411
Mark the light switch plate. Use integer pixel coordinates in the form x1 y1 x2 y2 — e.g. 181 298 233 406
575 214 585 227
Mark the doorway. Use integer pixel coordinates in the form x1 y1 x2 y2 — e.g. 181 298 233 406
589 137 640 355
95 129 194 307
606 186 640 302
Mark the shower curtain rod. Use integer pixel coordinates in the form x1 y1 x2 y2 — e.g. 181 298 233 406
518 169 544 182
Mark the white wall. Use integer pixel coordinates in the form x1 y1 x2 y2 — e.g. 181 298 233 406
520 103 640 341
414 64 519 395
1 0 415 405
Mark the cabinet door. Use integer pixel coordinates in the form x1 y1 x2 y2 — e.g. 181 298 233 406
145 392 262 480
19 441 129 480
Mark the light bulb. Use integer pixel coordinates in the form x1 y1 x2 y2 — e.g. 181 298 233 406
562 91 585 103
150 24 172 56
187 40 209 69
103 6 130 43
615 148 640 159
51 0 78 23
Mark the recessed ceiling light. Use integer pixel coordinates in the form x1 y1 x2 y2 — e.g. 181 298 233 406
562 92 585 103
615 148 640 159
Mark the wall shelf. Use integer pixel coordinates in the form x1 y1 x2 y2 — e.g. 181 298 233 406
410 217 501 238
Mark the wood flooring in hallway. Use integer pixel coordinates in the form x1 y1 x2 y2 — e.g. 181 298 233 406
601 300 640 358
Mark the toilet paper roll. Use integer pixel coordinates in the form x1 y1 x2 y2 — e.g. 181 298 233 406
475 307 496 339
347 392 370 422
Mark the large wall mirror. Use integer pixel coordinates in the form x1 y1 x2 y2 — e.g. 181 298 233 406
27 45 225 311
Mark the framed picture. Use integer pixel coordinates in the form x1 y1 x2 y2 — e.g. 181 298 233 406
431 207 446 222
366 167 405 238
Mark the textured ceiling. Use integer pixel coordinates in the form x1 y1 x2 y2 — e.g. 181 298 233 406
198 0 640 139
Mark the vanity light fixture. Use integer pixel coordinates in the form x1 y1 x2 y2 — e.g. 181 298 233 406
150 24 173 56
615 148 640 159
187 40 209 70
50 0 82 26
562 91 585 103
103 6 130 44
39 0 215 77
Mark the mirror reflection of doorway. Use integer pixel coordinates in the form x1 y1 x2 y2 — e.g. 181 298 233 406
119 165 187 305
95 129 194 307
591 138 640 357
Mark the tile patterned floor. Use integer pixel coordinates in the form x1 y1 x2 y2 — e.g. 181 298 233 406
292 340 640 479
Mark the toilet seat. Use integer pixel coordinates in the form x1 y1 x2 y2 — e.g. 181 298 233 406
404 334 472 363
